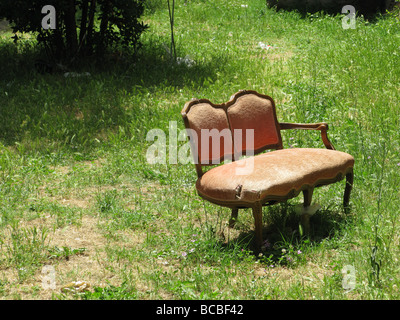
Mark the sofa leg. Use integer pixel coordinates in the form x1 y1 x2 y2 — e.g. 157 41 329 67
229 208 239 228
301 188 314 235
344 170 353 213
303 188 313 207
252 203 263 249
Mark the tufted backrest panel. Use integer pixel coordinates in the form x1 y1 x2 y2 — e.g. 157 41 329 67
226 92 282 156
181 91 283 173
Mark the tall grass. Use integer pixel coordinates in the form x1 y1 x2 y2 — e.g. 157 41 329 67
1 0 400 299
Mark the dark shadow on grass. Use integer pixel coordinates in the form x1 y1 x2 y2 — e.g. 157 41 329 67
0 39 224 88
0 39 227 151
220 203 354 263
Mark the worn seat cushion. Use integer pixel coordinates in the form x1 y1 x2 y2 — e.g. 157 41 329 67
196 148 354 204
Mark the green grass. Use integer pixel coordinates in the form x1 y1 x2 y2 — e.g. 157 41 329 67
1 0 400 299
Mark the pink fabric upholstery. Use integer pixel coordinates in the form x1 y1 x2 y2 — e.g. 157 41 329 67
227 94 281 153
184 102 233 164
183 92 282 164
196 148 354 204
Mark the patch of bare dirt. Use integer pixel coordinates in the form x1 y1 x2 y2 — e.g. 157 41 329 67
1 214 151 299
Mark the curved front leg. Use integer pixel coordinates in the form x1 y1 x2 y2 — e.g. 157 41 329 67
344 169 354 213
229 208 239 228
252 203 263 249
300 188 314 235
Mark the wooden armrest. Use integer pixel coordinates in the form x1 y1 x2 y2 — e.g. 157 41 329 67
279 122 328 130
279 122 335 150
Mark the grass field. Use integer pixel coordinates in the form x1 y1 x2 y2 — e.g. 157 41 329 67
1 0 400 300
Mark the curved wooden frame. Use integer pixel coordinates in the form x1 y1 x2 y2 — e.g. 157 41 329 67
181 90 354 249
279 122 335 150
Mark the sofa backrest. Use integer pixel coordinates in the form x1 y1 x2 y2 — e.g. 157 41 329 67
181 90 283 176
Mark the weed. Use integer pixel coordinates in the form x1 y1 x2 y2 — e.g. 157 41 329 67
80 282 138 300
1 225 50 280
48 246 86 261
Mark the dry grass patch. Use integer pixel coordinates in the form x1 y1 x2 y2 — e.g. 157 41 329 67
0 208 153 299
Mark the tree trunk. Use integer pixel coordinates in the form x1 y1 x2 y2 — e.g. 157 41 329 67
85 0 97 56
53 18 65 60
64 0 78 58
79 0 89 46
98 0 112 54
